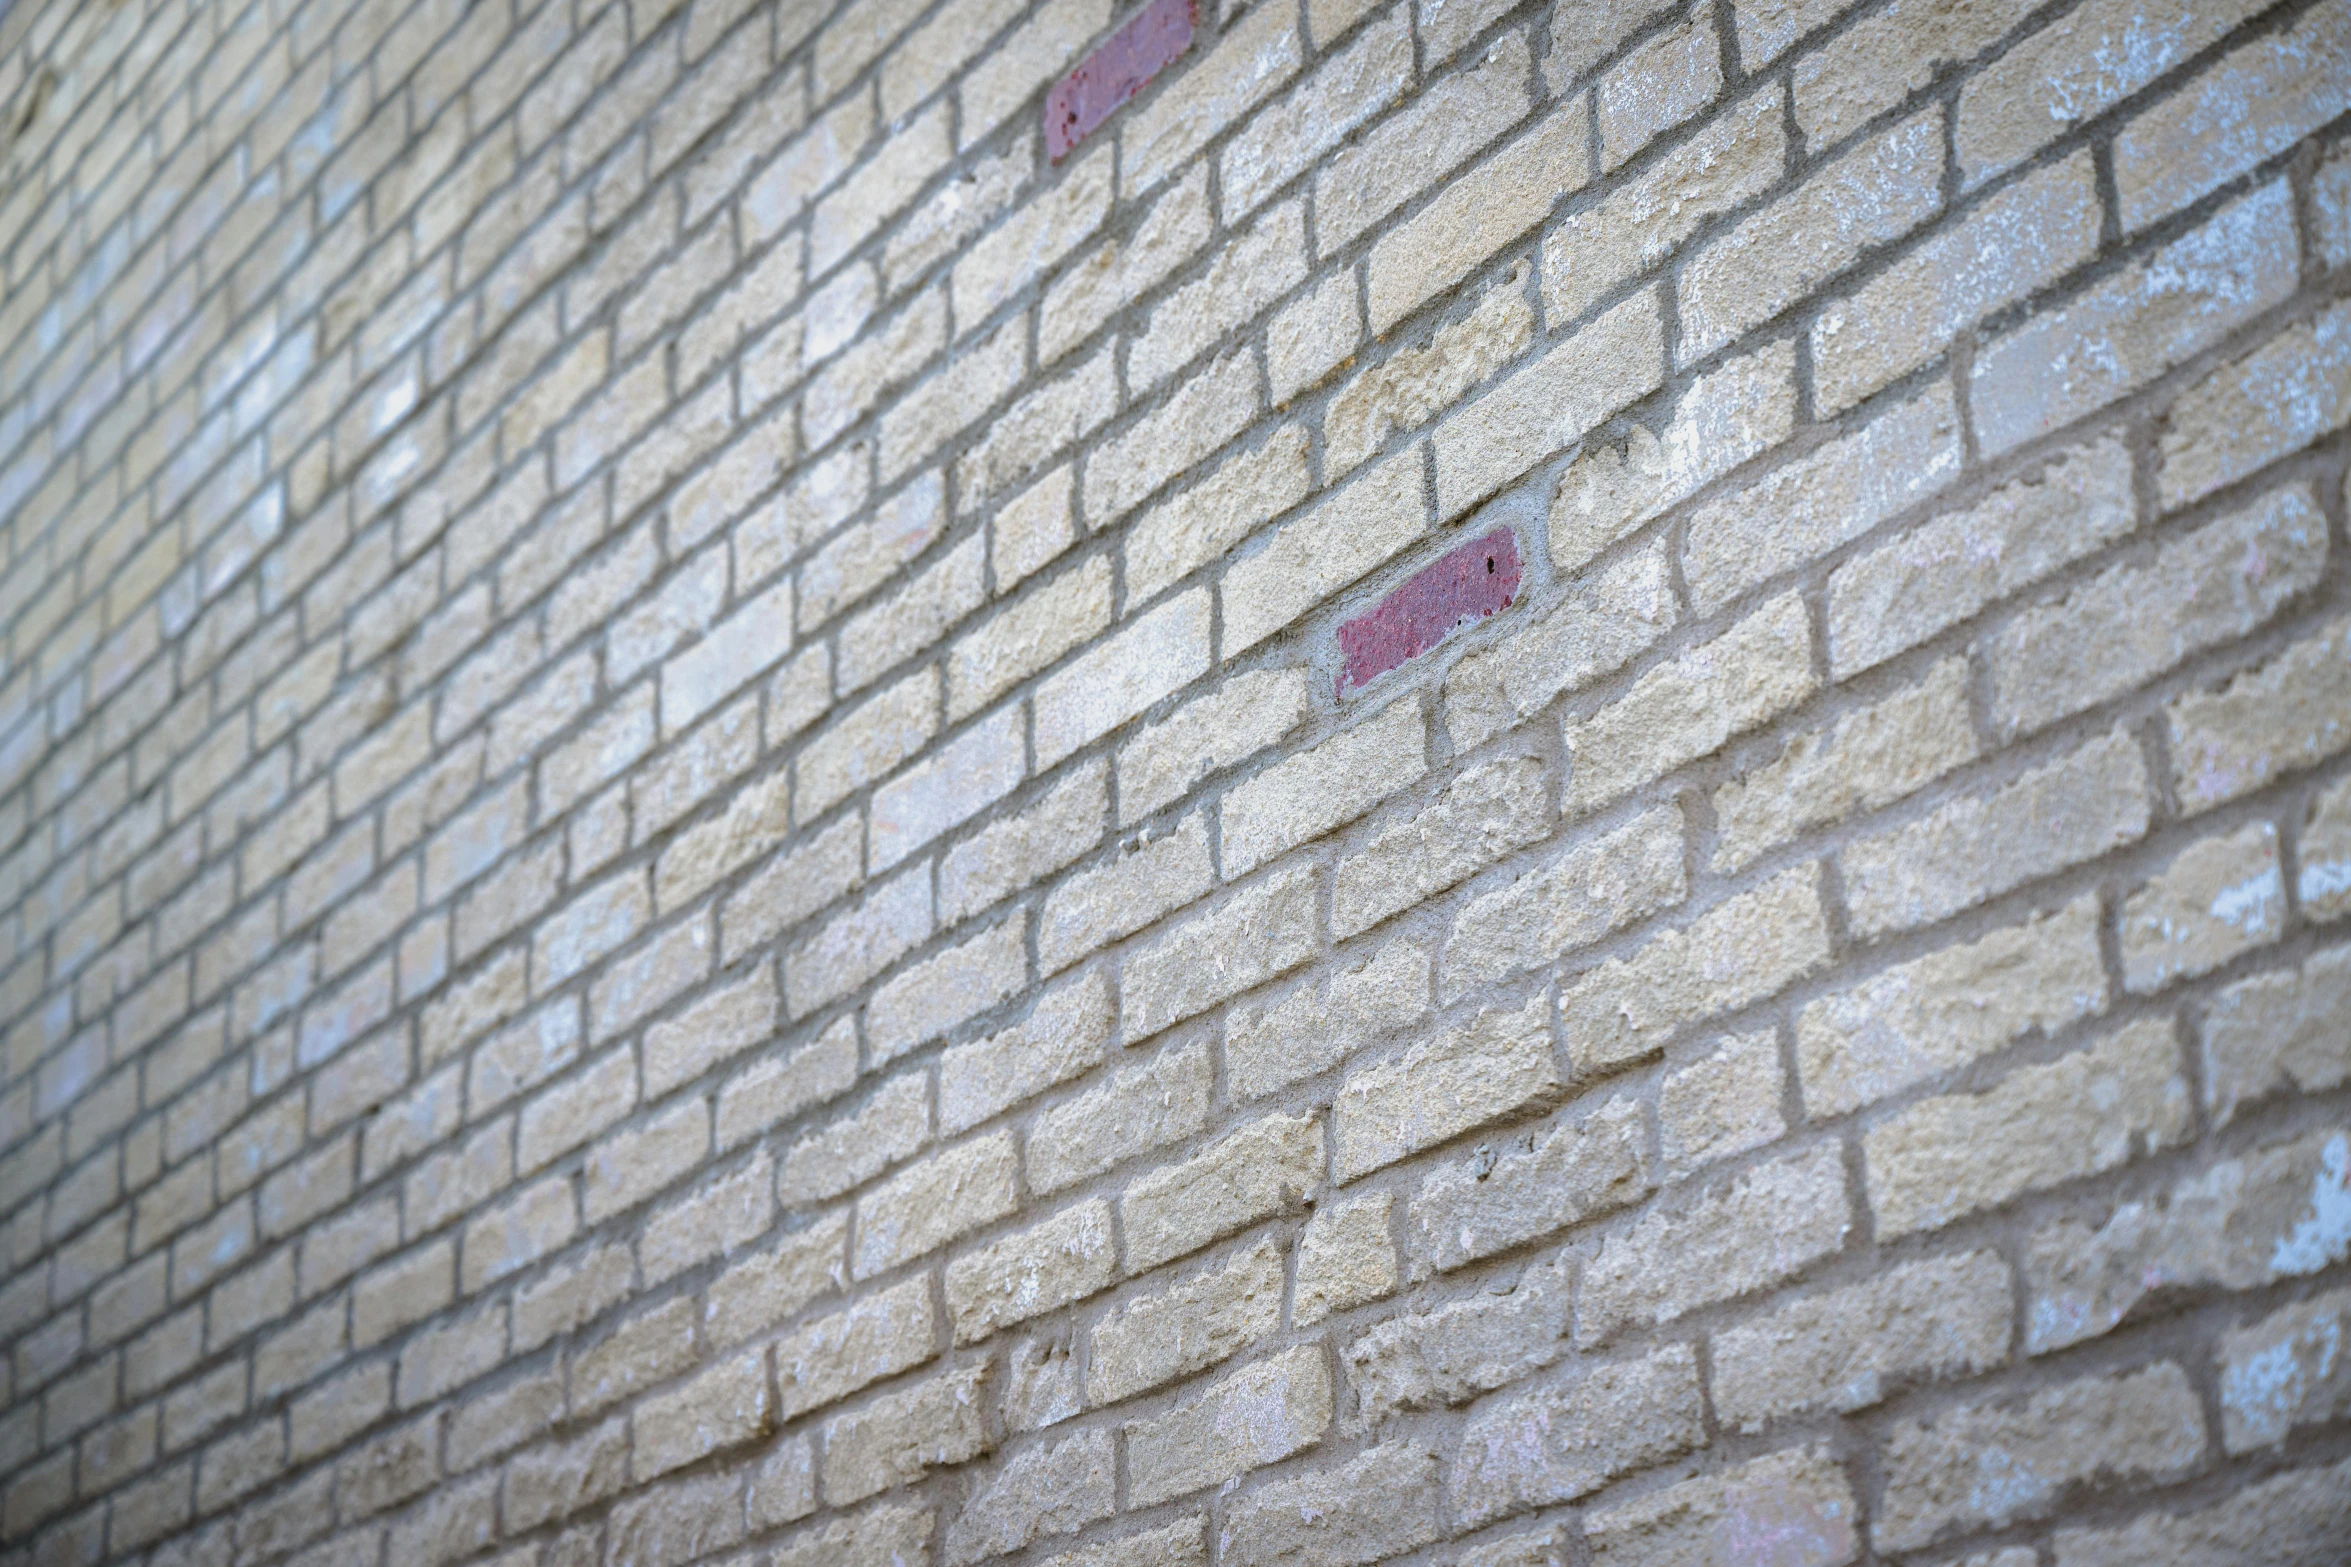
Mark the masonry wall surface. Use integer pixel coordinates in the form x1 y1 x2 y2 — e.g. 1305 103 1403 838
1 0 2349 1560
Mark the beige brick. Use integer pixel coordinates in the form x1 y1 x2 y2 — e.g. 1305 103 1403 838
1122 1111 1324 1272
1334 995 1562 1183
461 1177 575 1293
705 1214 851 1349
1445 541 1679 750
779 1070 930 1208
1876 1364 2204 1551
1335 755 1549 939
1132 201 1306 393
1294 1191 1398 1327
990 466 1076 592
1596 3 1720 169
1224 699 1427 878
1544 87 1784 327
2161 300 2351 512
2218 1285 2351 1452
1798 895 2105 1117
1118 667 1313 825
721 816 864 967
1815 150 2100 413
1713 657 1975 872
1791 0 2024 152
797 475 945 631
634 1350 770 1480
1226 11 1413 223
2139 0 2351 233
1973 181 2298 456
945 1427 1115 1564
1990 482 2326 739
940 969 1114 1134
1405 1093 1651 1274
643 969 774 1101
962 353 1121 514
1122 861 1320 1038
1034 588 1211 770
1658 1029 1784 1177
784 863 933 1019
944 1198 1117 1343
1829 437 2133 677
1120 0 1303 198
1226 938 1432 1100
1712 1250 2013 1431
864 915 1028 1066
2121 821 2286 994
1125 427 1311 604
775 1276 937 1420
1565 591 1815 816
1041 168 1212 366
1087 1237 1282 1404
642 1152 775 1284
1316 32 1529 253
1347 1254 1572 1422
718 1016 859 1152
1580 1143 1849 1345
949 557 1111 720
1221 446 1426 654
1085 350 1259 528
2054 1454 2351 1567
1221 1442 1446 1566
853 1132 1019 1276
775 1500 935 1567
2168 615 2351 814
1585 1447 1858 1567
2202 944 2351 1127
1039 811 1215 975
1433 286 1665 520
820 1360 991 1504
1029 1037 1212 1193
959 0 1113 147
2299 774 2351 919
1865 1019 2193 1237
1452 1344 1703 1529
1839 730 2151 938
1328 269 1534 482
1369 103 1588 335
1125 1344 1331 1507
1442 805 1686 1002
1955 0 2270 186
1682 111 1942 364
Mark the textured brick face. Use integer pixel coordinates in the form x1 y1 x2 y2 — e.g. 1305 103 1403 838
1 0 2348 1560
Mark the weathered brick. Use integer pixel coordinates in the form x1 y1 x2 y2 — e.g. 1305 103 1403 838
1445 541 1679 749
1596 3 1720 168
775 1277 938 1420
1865 1019 2193 1236
2023 1125 2351 1356
1225 9 1413 222
1369 104 1588 335
1226 938 1432 1099
820 1361 991 1505
779 1070 930 1208
1122 860 1320 1038
634 1350 770 1479
1442 805 1686 1003
939 969 1115 1134
1127 427 1311 607
1876 1364 2205 1551
2050 1453 2351 1567
1029 1037 1212 1193
1294 1191 1398 1327
1989 482 2326 739
2167 615 2351 815
1122 1111 1324 1272
1220 1441 1446 1567
1042 168 1212 366
1712 1249 2013 1430
1584 1447 1858 1567
1798 895 2105 1117
1348 1255 1571 1423
1121 0 1303 198
1452 1344 1703 1529
2218 1285 2351 1453
2201 944 2351 1126
945 1427 1115 1564
1405 1092 1651 1274
1838 730 2151 938
1033 588 1211 769
1039 811 1215 975
1973 181 2299 456
1087 1238 1282 1404
1317 31 1528 252
944 1199 1117 1343
1658 1028 1784 1176
1222 447 1426 655
1083 351 1258 528
1224 699 1427 878
718 1017 860 1153
2120 821 2285 993
1334 996 1562 1183
1125 1344 1332 1507
865 915 1028 1064
853 1132 1020 1276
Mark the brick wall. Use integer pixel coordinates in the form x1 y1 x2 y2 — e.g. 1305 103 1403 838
0 0 2347 1557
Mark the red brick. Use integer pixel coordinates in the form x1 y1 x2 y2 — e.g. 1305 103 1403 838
1046 0 1195 161
1337 528 1520 695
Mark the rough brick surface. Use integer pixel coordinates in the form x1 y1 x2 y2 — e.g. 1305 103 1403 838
2 0 2346 1560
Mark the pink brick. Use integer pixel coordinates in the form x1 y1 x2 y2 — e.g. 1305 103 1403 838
1046 0 1195 161
1337 528 1520 694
